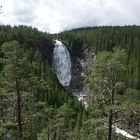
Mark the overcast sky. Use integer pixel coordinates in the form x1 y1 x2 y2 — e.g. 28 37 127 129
0 0 140 33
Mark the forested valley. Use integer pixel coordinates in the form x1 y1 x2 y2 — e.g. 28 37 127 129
0 25 140 140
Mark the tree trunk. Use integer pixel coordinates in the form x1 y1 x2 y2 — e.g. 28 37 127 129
16 79 22 139
47 124 50 140
108 109 113 140
108 84 115 140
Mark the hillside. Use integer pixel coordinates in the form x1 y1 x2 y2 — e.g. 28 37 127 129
58 26 140 87
0 25 140 140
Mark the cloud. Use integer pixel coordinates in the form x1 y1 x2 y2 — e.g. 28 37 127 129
0 0 140 33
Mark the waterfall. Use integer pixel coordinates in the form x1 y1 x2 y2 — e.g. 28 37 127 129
52 40 71 86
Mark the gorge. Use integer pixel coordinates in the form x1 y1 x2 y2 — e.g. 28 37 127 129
0 25 140 140
52 39 140 140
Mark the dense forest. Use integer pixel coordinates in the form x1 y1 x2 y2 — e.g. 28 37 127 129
0 25 140 140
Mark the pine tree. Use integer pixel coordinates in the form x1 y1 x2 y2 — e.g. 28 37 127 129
86 47 129 139
1 40 36 139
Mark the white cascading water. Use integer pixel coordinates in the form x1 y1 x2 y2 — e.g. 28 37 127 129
52 40 139 140
52 40 71 86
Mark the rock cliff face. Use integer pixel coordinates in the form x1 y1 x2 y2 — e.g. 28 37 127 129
69 56 84 92
51 40 96 108
52 40 85 93
51 40 95 99
69 54 89 108
69 47 96 107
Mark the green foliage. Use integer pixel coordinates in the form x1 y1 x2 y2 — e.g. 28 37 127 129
86 47 127 105
0 25 140 139
59 26 140 89
0 38 85 139
86 46 140 139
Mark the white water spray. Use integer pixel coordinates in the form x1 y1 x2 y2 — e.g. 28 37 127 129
52 40 71 86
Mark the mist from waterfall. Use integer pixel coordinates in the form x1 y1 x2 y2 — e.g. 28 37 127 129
52 40 71 86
